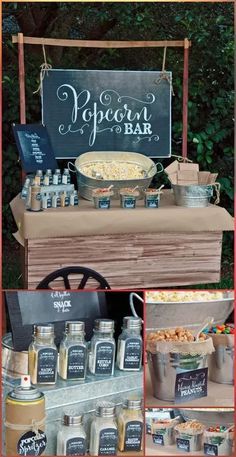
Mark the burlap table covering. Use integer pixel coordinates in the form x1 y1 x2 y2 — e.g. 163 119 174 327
10 190 234 243
146 335 215 355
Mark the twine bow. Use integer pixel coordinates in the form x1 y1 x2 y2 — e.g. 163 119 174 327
155 46 175 95
33 45 52 95
172 154 193 163
4 417 46 437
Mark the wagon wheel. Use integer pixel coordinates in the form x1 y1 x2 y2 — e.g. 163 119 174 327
36 266 111 290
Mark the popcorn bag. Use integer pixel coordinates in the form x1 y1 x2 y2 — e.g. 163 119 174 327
203 427 233 456
152 417 181 446
175 420 205 452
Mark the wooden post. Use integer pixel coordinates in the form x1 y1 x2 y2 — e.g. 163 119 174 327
182 38 190 159
18 33 26 124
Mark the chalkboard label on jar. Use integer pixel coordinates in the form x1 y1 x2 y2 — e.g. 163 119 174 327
17 430 47 456
98 428 118 455
67 345 86 379
123 197 136 208
175 367 208 403
123 338 142 370
66 437 86 455
124 421 143 451
95 342 114 375
204 443 218 456
176 438 190 452
146 197 159 208
152 433 164 446
98 199 110 209
37 348 57 383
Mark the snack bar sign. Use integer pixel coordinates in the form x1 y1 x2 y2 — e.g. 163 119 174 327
42 69 172 158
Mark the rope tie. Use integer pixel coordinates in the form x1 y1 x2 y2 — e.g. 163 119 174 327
155 46 175 95
172 154 193 163
33 45 52 95
212 182 221 205
5 417 46 438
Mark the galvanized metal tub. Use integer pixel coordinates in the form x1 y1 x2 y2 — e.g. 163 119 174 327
180 408 234 426
2 333 28 378
69 151 161 200
172 184 217 207
147 351 208 402
208 336 234 385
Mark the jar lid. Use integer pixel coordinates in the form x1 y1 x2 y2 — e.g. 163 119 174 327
8 376 44 401
65 321 85 334
34 324 54 336
126 398 142 410
94 319 114 333
63 414 83 426
96 401 116 418
123 316 142 329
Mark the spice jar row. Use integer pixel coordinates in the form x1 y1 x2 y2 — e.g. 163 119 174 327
5 375 143 456
151 419 234 455
28 317 143 385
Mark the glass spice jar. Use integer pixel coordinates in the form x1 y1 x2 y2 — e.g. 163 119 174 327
57 414 87 456
28 324 58 385
59 321 87 381
116 317 142 371
90 402 118 456
88 319 115 376
118 399 143 452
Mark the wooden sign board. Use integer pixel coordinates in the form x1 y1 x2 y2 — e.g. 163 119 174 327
41 69 172 159
13 124 58 172
5 291 107 351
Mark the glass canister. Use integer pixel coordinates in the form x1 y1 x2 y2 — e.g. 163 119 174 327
118 399 143 452
88 319 115 376
59 321 87 381
90 402 118 456
57 414 87 456
28 324 58 385
116 317 142 371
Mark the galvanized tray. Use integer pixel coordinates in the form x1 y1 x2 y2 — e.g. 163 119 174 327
179 408 234 426
69 151 160 200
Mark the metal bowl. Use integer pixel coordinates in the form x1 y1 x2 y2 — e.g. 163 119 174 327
73 151 157 200
2 333 28 378
180 409 234 426
172 184 213 207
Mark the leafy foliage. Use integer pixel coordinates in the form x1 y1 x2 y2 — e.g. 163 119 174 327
3 2 234 283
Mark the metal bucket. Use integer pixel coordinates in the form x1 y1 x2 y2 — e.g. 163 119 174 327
172 184 215 207
175 430 203 452
69 151 162 200
2 333 28 378
180 409 234 426
147 351 207 402
204 434 233 456
208 345 234 385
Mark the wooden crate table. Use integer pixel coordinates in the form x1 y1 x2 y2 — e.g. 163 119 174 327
10 191 233 289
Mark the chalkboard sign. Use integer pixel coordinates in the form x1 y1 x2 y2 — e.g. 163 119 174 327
204 443 218 456
42 69 172 158
152 434 164 445
12 124 58 172
176 438 190 452
175 368 208 403
5 291 107 351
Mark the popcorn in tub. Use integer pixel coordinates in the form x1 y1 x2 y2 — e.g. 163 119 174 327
146 291 223 303
80 161 145 180
146 327 207 342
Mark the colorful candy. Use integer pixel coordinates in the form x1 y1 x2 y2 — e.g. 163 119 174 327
207 425 227 432
203 323 234 335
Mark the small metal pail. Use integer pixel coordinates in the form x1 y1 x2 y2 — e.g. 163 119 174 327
2 333 28 378
172 184 217 207
208 345 234 385
147 351 207 401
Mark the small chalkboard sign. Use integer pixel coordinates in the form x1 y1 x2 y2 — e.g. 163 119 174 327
12 124 58 172
176 438 190 452
204 443 218 456
175 368 208 403
152 434 164 445
5 291 107 351
42 69 172 159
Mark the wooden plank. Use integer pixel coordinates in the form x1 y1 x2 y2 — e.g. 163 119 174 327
18 33 26 124
26 232 222 289
12 36 191 48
